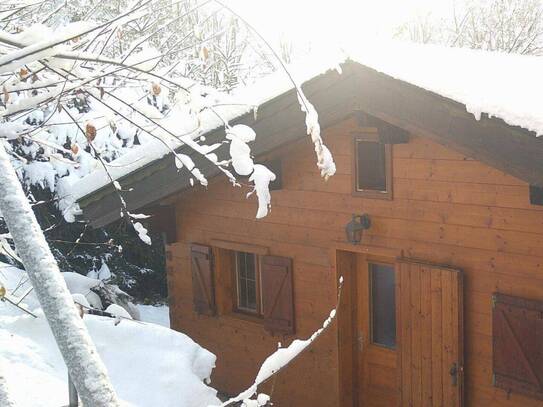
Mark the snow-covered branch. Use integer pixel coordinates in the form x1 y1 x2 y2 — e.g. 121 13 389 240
218 277 344 406
0 0 335 245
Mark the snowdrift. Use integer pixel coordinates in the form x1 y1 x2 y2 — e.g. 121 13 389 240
0 263 219 406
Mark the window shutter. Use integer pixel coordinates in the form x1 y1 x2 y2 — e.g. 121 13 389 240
190 244 216 316
261 255 294 335
492 293 543 400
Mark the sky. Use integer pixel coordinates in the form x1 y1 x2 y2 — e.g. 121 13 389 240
228 0 458 47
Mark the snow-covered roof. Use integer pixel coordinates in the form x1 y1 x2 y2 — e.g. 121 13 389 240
73 40 543 202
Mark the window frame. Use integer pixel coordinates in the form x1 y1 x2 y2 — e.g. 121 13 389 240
233 251 263 317
369 261 397 350
352 132 393 200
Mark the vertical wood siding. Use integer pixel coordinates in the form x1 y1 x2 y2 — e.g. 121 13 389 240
166 117 543 407
397 261 463 406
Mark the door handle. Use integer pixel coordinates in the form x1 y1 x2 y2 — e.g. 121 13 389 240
357 331 364 352
449 362 458 386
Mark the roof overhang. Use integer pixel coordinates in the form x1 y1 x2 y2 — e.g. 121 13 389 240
77 61 543 228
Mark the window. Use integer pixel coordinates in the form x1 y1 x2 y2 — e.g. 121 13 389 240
370 263 396 349
235 251 261 315
529 185 543 205
190 241 295 334
353 135 392 199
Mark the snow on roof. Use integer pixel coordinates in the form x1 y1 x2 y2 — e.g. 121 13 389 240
348 41 543 133
72 40 543 202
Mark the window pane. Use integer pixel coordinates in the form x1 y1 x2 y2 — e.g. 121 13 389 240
356 140 387 191
246 252 255 274
237 252 257 312
239 253 247 279
370 263 396 348
247 283 256 310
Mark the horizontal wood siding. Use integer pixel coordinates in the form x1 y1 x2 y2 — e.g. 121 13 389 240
167 117 543 407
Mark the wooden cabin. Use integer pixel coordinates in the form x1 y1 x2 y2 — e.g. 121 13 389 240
76 60 543 407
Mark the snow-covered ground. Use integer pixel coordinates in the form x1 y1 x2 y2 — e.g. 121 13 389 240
136 304 170 327
0 263 219 407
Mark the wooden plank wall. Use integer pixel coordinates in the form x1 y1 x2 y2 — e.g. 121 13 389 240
166 116 543 407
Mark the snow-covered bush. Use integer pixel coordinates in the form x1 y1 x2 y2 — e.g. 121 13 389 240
63 271 141 319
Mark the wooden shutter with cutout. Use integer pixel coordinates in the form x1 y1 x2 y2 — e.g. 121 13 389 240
191 244 216 316
493 293 543 400
261 255 294 335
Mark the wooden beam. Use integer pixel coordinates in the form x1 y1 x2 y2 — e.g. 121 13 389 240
353 111 409 144
209 239 269 255
145 205 177 244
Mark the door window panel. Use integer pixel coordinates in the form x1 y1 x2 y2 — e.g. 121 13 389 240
370 263 396 348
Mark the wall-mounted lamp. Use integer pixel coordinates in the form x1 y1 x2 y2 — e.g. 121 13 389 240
345 214 371 244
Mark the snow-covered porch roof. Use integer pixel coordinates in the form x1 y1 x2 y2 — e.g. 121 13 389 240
74 42 543 228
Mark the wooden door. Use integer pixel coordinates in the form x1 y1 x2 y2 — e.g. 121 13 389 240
397 260 464 407
337 252 463 407
356 259 400 407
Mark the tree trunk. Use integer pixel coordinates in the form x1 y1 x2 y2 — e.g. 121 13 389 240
0 364 16 407
0 143 120 406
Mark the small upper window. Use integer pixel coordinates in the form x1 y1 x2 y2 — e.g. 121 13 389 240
530 185 543 205
353 135 392 199
235 251 261 315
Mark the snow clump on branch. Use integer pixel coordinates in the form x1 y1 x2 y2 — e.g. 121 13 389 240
297 91 336 180
227 124 276 218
